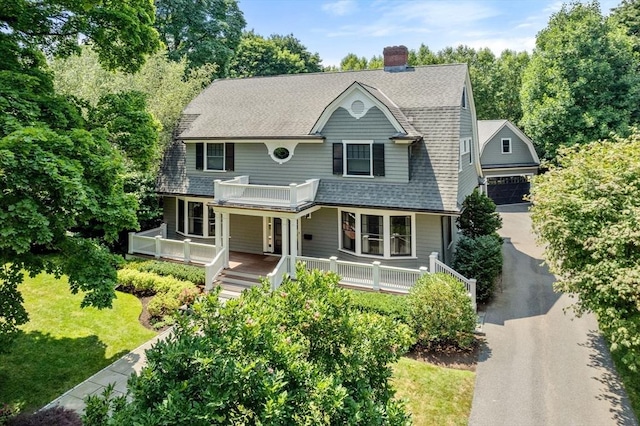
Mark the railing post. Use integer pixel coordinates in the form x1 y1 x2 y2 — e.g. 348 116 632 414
429 252 439 273
419 266 429 276
154 235 162 259
160 223 167 238
214 180 223 202
329 256 338 273
128 232 135 255
184 239 191 264
372 261 381 290
205 262 213 292
469 278 477 312
289 183 298 208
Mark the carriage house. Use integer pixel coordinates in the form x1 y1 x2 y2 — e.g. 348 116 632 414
130 46 482 301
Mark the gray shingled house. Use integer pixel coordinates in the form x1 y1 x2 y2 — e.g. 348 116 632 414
478 119 540 205
130 46 481 299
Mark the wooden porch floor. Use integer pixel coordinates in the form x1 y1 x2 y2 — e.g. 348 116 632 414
226 252 280 277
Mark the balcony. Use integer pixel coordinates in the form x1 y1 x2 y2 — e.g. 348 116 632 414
214 176 319 209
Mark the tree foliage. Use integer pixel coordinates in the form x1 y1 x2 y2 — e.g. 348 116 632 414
154 0 245 76
85 266 412 425
0 0 160 73
453 235 503 303
530 132 640 371
521 1 640 159
228 31 321 78
0 2 158 349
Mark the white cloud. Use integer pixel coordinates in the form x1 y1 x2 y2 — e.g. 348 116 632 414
322 0 357 16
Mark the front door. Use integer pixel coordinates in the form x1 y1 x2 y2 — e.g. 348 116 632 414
273 218 283 254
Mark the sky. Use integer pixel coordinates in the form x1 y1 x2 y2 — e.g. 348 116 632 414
239 0 621 67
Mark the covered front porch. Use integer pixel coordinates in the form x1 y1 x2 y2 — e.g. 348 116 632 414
128 224 477 310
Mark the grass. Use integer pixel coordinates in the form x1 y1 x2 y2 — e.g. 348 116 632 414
0 273 157 413
392 357 475 426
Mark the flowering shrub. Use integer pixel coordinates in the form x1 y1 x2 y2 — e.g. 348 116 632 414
87 265 413 425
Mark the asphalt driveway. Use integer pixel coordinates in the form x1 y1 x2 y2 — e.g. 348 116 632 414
469 204 637 426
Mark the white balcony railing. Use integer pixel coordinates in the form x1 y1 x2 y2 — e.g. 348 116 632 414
214 176 319 208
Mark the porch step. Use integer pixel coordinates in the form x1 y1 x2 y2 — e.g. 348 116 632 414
214 271 262 301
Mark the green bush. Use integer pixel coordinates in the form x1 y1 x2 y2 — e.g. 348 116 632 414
116 269 199 319
407 273 476 350
87 265 413 425
348 290 408 323
453 234 503 303
123 260 205 286
456 188 502 238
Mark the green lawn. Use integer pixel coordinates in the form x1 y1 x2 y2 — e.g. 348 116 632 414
392 357 475 426
0 273 157 413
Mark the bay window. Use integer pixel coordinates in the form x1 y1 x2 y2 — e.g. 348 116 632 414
338 209 415 258
176 197 216 238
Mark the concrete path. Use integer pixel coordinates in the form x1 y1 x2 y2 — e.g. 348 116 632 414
469 204 637 426
43 327 173 414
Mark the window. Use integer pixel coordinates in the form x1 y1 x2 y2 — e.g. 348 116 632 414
333 141 385 177
341 211 356 251
338 209 414 258
501 138 512 154
195 142 234 171
461 86 467 109
391 216 411 256
346 142 372 176
361 214 383 256
459 137 471 171
206 143 224 170
176 197 216 238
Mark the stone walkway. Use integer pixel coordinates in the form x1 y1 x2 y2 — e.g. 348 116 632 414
42 327 174 414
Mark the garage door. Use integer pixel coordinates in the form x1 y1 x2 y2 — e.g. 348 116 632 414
487 176 530 205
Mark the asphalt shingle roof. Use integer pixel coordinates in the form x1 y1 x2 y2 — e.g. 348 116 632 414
158 64 470 213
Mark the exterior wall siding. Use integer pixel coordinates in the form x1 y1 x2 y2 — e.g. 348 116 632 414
481 126 536 165
229 214 263 254
183 106 409 188
163 196 177 240
457 106 479 205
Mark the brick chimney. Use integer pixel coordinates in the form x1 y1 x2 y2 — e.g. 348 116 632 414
383 45 409 72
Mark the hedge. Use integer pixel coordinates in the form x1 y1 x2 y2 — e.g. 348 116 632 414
123 260 206 286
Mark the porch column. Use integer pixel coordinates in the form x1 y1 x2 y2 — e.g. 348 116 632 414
282 218 289 260
223 212 230 268
289 217 298 279
214 212 222 252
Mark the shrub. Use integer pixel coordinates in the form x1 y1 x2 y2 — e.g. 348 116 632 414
407 273 476 350
123 260 205 285
348 290 409 323
116 269 199 320
457 188 502 238
453 235 503 303
7 407 81 426
0 404 15 426
88 265 413 425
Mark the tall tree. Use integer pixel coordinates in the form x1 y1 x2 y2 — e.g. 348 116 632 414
530 132 640 373
340 53 368 71
0 1 159 349
521 1 640 159
228 32 320 78
493 50 530 125
155 0 245 76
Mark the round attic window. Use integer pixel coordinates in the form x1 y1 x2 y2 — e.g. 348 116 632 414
273 147 290 160
351 100 365 115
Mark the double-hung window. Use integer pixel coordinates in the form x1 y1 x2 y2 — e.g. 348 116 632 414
206 143 225 170
345 141 372 176
339 209 414 258
176 197 216 238
195 142 234 171
501 138 512 154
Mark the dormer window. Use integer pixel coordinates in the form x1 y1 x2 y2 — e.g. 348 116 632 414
333 141 385 177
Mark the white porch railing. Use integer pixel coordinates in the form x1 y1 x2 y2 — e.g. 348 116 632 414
214 176 319 208
430 252 477 311
266 255 291 291
205 248 227 291
296 256 429 294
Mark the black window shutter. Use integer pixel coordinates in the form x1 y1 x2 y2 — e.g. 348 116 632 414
333 143 343 174
195 143 204 170
225 143 235 171
373 144 385 176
